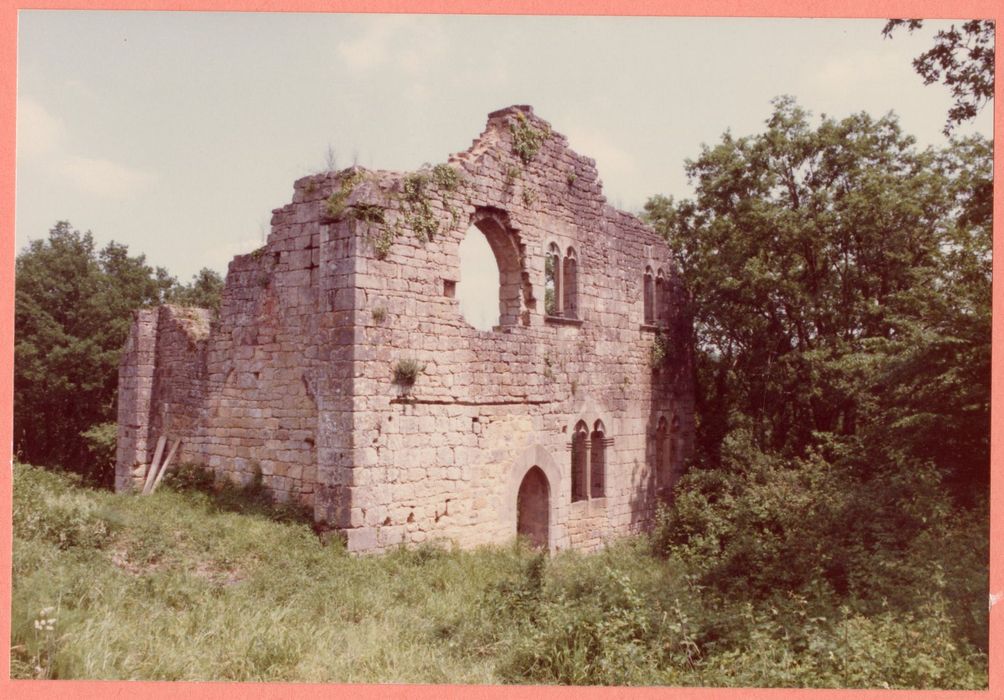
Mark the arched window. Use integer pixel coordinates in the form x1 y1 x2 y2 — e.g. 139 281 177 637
655 269 666 327
457 225 501 331
545 242 561 316
458 210 529 329
643 266 654 325
571 420 589 502
562 247 578 319
655 416 669 487
590 419 606 498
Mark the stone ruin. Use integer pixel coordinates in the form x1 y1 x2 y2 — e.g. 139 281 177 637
115 106 694 553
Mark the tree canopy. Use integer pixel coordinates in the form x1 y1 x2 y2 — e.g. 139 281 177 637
644 97 990 500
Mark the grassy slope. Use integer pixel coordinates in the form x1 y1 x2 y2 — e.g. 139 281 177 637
11 463 527 682
10 463 988 687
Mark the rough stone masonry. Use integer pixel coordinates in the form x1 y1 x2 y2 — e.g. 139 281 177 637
116 106 694 553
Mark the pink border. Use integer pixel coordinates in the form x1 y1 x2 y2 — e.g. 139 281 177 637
1 1 1000 698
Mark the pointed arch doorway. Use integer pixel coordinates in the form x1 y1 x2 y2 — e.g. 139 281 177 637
516 466 550 548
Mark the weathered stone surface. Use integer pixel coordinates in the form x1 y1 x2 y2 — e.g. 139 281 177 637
116 106 694 553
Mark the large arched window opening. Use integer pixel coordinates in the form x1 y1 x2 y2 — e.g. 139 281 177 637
563 247 578 319
571 420 589 502
457 210 529 329
457 225 501 331
590 419 606 498
643 266 654 325
545 242 561 316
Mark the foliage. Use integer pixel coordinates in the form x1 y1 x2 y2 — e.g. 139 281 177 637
393 358 426 387
543 253 557 315
642 97 989 689
882 19 995 134
401 171 442 242
168 267 225 313
431 162 461 192
10 463 987 685
504 165 521 189
325 169 366 220
80 422 118 477
14 223 171 483
650 331 668 369
643 97 991 500
13 464 118 551
509 112 547 165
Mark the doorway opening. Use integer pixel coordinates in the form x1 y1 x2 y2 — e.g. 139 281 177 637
516 466 550 548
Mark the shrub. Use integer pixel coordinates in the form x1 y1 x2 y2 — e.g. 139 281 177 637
393 358 425 387
509 112 547 165
698 598 986 689
80 422 117 485
495 544 702 686
431 163 460 191
652 431 848 599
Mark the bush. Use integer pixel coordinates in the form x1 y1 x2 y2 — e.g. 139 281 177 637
653 430 848 599
698 598 986 689
496 544 700 686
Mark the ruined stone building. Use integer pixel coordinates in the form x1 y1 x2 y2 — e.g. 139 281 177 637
116 106 694 553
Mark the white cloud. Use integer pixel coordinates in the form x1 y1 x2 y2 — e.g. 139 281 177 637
561 123 635 180
19 95 154 198
17 97 65 158
57 155 154 198
336 16 406 71
335 15 444 78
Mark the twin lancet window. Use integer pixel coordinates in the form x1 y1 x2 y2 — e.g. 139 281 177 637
545 243 578 318
570 419 607 502
643 266 668 326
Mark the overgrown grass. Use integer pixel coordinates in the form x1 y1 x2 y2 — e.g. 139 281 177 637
10 463 988 687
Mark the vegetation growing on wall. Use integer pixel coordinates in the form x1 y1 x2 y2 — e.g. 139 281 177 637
324 170 366 220
509 111 548 165
393 358 426 387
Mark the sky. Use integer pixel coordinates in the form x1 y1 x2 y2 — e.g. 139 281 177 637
15 12 995 326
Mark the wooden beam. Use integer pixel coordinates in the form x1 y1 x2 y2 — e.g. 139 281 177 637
150 438 181 494
142 435 167 495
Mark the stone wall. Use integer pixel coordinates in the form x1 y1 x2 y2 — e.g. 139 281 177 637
116 105 694 554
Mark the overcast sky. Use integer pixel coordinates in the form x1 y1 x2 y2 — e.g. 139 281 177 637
16 12 994 290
